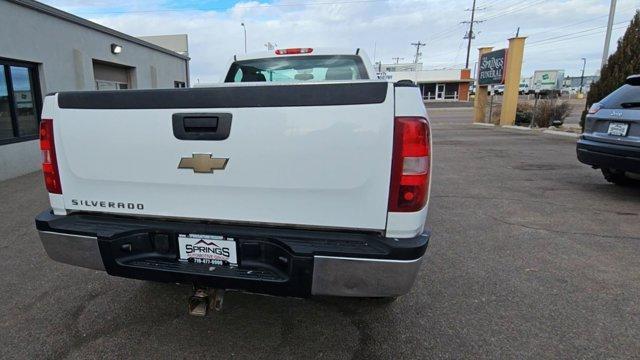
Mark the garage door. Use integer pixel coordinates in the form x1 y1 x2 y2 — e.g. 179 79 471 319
93 60 132 90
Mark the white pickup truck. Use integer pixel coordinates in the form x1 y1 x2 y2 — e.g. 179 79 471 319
35 48 431 312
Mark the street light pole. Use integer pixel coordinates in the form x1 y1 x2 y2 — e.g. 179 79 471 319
241 23 247 54
579 58 586 94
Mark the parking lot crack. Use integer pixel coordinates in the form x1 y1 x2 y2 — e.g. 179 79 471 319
487 214 640 241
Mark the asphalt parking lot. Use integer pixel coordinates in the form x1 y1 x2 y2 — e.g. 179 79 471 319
2 108 639 359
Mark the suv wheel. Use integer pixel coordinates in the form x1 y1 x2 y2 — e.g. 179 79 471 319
601 168 640 186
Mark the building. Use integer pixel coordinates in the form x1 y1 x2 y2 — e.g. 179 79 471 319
563 75 600 91
139 34 190 57
0 0 190 181
379 63 473 102
380 63 423 72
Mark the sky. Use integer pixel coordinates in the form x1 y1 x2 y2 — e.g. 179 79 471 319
43 0 640 83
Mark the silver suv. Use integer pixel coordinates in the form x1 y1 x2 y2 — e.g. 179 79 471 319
577 75 640 185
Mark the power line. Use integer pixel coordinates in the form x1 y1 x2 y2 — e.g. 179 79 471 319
475 2 637 50
453 38 467 65
527 25 628 48
478 0 500 8
527 20 628 45
423 0 520 45
427 23 467 44
479 0 550 22
481 0 544 20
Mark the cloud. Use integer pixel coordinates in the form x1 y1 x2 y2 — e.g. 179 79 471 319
43 0 639 82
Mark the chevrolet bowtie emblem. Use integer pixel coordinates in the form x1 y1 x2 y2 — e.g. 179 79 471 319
178 154 229 173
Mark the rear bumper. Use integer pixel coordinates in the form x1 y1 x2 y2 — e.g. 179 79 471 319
35 210 429 298
577 138 640 173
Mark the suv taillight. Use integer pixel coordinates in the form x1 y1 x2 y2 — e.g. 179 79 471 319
40 119 62 194
388 117 430 212
588 102 602 114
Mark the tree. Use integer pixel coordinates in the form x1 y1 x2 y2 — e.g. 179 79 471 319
582 10 640 128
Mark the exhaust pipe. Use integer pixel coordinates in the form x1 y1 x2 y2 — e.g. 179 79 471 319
213 289 225 311
188 288 226 316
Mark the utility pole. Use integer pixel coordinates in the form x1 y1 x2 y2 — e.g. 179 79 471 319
579 57 587 94
602 0 617 67
410 41 426 64
392 57 404 64
462 0 484 69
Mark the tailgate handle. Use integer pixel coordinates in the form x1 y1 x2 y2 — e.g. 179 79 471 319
184 117 218 132
172 113 232 141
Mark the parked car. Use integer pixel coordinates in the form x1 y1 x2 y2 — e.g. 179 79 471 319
34 48 432 314
519 83 530 95
577 75 640 185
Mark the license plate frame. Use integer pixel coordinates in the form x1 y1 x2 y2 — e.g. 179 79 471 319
608 122 629 137
178 234 238 265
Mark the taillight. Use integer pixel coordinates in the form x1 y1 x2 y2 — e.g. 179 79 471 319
275 48 313 55
588 102 602 114
40 119 62 194
388 117 430 212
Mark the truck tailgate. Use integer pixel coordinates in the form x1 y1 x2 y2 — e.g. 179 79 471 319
51 82 395 230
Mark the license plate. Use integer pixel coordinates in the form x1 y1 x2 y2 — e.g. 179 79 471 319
608 122 629 137
178 234 237 265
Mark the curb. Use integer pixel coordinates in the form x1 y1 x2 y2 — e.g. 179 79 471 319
542 129 580 138
471 123 582 138
501 125 532 131
472 123 495 127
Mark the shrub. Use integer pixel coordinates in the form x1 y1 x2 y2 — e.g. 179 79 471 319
515 102 534 124
532 100 572 127
495 100 572 127
582 10 640 129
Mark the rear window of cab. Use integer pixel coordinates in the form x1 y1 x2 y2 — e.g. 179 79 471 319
224 55 369 83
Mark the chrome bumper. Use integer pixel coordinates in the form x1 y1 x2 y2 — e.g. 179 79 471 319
39 231 104 271
38 230 423 297
312 255 423 297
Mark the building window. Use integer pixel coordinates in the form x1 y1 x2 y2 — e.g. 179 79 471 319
96 80 128 90
174 81 186 88
421 83 436 100
445 84 458 100
0 59 41 144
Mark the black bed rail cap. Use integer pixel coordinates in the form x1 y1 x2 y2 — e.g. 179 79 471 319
57 82 389 109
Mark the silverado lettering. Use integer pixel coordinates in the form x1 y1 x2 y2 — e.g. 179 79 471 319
71 199 144 210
